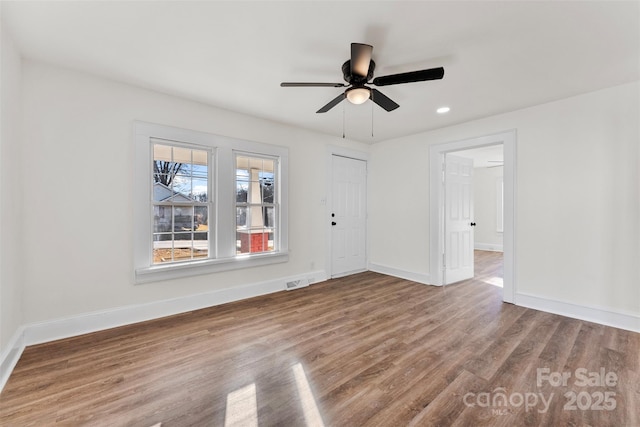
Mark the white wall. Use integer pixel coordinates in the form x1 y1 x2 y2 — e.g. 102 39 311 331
473 166 503 251
0 19 24 361
370 81 640 316
20 60 369 324
4 47 639 357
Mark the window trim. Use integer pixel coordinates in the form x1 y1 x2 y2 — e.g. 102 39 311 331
134 121 289 284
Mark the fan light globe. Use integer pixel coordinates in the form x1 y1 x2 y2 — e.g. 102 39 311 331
346 87 370 105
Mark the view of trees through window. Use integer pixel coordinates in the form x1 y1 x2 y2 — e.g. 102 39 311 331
152 143 210 264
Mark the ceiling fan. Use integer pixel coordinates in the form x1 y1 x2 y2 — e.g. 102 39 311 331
281 43 444 113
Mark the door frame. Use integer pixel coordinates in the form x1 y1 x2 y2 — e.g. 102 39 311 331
429 130 517 303
326 145 369 278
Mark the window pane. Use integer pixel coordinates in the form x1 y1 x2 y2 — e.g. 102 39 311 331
236 170 249 182
153 163 184 186
192 178 208 202
236 231 247 255
173 247 194 262
173 206 194 231
236 181 248 203
192 163 208 179
193 232 208 259
236 230 269 254
153 234 174 263
172 173 192 197
153 144 171 161
194 206 208 231
236 206 247 228
153 248 174 264
261 177 274 204
174 231 191 241
172 146 192 164
262 159 274 172
153 233 172 242
153 206 172 232
152 176 170 201
263 206 275 228
192 149 208 169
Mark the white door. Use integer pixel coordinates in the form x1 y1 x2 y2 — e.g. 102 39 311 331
331 155 367 277
444 154 474 284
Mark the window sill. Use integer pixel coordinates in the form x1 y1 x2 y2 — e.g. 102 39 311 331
135 251 289 284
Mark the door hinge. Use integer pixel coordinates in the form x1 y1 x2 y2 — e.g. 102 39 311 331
442 252 446 269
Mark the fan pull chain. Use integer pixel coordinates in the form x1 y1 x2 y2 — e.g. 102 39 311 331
342 102 345 139
371 100 374 138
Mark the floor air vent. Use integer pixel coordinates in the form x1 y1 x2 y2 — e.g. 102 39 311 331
285 278 310 291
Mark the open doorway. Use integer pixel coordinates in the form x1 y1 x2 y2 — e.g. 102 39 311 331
429 130 516 303
447 145 504 288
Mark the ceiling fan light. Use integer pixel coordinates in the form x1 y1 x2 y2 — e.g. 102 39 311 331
346 87 370 105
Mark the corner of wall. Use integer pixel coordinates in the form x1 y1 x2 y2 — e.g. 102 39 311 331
0 327 25 393
0 15 26 392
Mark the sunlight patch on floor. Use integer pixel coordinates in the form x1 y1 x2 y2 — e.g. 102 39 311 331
482 276 503 288
225 383 258 427
293 363 325 427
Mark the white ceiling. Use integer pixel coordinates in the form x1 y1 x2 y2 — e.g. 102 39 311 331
3 1 639 143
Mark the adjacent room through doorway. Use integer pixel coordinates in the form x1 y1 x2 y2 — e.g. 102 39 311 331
447 144 505 288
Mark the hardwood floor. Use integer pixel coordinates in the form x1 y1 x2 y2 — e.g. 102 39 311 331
1 251 638 426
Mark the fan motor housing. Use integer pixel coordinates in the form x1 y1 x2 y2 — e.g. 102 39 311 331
342 60 376 85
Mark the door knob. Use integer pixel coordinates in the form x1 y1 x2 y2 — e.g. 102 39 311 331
470 222 476 227
331 221 337 226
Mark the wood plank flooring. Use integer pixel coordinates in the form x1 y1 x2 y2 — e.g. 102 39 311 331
1 251 638 426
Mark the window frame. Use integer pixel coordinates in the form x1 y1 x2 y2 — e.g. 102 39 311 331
134 122 289 283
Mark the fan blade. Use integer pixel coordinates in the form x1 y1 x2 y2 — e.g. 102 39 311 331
371 89 399 112
316 93 346 113
281 82 346 87
372 67 444 86
351 43 373 78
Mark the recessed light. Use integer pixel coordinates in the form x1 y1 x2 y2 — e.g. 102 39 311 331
436 106 450 114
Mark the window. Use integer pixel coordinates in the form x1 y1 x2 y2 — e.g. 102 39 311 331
152 142 211 264
235 154 278 255
134 122 288 283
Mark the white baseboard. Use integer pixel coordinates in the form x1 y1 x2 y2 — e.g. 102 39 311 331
0 270 327 393
516 292 640 333
368 263 431 285
23 270 327 346
474 242 504 252
0 326 25 393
